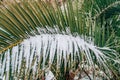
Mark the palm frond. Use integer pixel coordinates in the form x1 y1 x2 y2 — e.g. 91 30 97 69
0 0 120 79
0 27 119 79
93 0 120 19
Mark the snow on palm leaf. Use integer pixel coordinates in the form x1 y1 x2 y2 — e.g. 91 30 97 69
0 27 118 79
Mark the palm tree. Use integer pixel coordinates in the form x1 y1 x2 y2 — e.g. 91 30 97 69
0 0 120 80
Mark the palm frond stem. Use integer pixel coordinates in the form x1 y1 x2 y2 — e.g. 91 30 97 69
94 1 120 19
0 40 23 54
